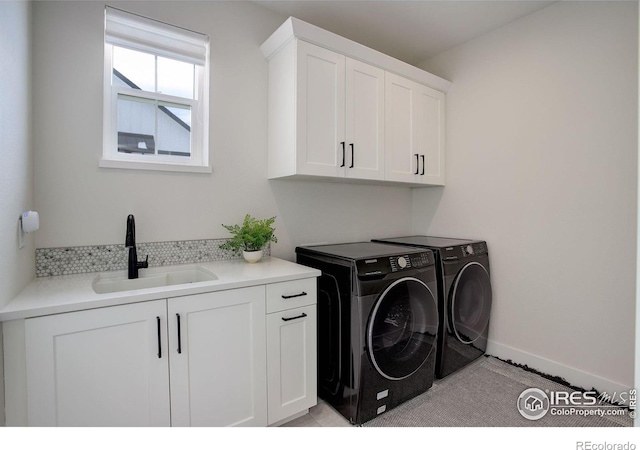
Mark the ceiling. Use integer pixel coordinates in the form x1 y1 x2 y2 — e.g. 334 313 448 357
253 0 556 65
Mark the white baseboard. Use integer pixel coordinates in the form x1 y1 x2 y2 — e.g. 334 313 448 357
487 339 632 401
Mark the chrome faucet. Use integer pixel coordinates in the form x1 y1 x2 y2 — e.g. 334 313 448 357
125 214 148 279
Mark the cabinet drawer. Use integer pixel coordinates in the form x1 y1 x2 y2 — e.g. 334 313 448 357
266 278 317 313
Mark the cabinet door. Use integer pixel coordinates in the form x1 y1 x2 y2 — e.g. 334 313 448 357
296 40 346 177
266 304 317 425
385 72 445 185
415 81 445 184
345 58 385 180
25 300 170 426
168 286 267 427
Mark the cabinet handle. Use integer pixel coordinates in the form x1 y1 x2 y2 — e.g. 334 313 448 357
176 313 182 354
421 155 425 175
340 142 346 167
281 291 307 299
415 154 420 175
282 312 308 322
156 316 162 359
349 143 354 168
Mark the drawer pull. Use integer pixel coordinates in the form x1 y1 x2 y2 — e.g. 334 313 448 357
282 312 307 322
281 291 307 299
349 143 354 168
156 316 162 359
176 313 182 354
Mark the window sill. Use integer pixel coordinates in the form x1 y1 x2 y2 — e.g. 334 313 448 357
99 158 212 174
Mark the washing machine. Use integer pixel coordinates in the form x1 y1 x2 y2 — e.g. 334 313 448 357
372 236 492 379
295 242 439 425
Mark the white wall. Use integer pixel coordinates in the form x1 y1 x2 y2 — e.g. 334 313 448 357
0 1 34 312
32 1 414 258
414 1 638 393
0 1 34 426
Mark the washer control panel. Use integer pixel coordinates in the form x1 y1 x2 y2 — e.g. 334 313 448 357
409 252 432 269
390 252 432 272
356 251 433 276
390 255 410 271
442 241 488 260
463 242 487 256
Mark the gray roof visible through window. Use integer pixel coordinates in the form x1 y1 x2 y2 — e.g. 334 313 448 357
118 132 155 154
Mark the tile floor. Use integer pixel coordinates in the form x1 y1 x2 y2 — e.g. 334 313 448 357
281 400 352 427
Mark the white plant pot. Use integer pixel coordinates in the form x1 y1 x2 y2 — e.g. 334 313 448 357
242 250 263 263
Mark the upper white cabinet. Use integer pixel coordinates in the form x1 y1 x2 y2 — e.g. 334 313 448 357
261 17 450 187
294 41 346 178
268 40 384 181
385 72 445 185
346 57 385 180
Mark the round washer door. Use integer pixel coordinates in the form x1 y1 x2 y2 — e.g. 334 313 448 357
450 262 492 344
367 277 438 380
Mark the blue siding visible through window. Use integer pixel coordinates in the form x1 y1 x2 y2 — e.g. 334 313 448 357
114 70 191 157
113 69 191 131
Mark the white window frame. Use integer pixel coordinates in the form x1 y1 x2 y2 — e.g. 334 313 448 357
102 7 211 173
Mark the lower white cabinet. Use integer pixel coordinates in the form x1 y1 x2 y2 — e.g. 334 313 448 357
25 299 171 426
264 277 318 425
8 280 317 427
266 304 317 425
168 287 267 426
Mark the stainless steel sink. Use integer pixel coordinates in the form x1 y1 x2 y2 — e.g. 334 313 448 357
92 266 218 294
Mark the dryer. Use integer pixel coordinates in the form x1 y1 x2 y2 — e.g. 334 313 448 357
373 236 492 379
296 242 438 424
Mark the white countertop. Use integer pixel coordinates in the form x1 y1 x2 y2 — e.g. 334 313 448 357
0 257 321 321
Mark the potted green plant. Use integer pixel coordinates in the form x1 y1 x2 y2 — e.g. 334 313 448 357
220 214 278 263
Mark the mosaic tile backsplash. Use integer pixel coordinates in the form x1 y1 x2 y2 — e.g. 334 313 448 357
36 239 270 277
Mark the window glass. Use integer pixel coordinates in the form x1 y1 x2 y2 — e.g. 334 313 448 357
158 57 195 99
163 104 191 127
116 95 193 157
157 103 191 157
117 95 156 155
114 49 195 158
113 47 155 92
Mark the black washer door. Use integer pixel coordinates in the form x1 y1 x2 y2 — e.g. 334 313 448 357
367 277 438 380
450 262 492 344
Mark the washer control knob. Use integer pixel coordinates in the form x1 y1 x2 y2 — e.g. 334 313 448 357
466 245 474 255
397 256 408 269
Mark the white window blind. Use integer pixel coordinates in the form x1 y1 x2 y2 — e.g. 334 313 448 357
105 6 208 66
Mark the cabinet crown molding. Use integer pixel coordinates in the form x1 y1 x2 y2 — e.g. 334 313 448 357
260 16 452 93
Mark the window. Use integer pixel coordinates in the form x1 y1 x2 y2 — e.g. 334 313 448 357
102 7 210 173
